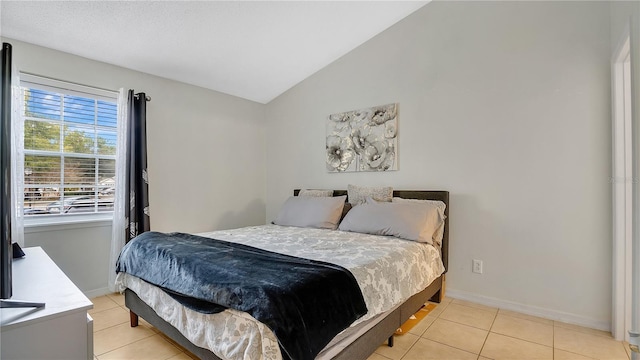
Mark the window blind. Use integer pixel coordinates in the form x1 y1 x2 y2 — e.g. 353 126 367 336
21 74 118 217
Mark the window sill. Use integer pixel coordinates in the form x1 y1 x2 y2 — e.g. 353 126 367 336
25 213 113 233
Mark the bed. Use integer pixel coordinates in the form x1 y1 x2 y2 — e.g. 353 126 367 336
118 189 449 360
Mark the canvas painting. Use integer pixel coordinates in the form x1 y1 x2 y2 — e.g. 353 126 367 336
326 103 398 172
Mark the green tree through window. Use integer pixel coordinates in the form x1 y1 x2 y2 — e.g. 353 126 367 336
22 84 118 216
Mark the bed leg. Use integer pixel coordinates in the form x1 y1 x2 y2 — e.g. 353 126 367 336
388 335 394 347
429 290 443 304
429 275 446 303
130 311 139 327
429 289 443 303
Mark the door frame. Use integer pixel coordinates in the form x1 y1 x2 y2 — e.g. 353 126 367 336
612 25 632 342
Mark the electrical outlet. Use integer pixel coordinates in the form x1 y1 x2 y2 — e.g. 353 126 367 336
472 259 483 274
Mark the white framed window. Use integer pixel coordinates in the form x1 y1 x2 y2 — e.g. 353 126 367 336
20 74 119 220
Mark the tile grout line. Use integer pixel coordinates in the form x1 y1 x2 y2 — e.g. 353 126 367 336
476 306 499 359
498 308 554 326
553 323 628 359
437 312 495 332
420 317 489 357
93 324 156 354
96 333 183 360
89 306 120 316
395 332 419 360
397 302 444 360
553 348 599 360
553 321 614 339
92 303 134 334
96 334 159 359
488 331 555 351
410 300 482 359
443 306 557 354
89 297 129 334
94 323 130 333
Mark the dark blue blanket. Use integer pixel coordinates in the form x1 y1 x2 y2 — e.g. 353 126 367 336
116 231 367 360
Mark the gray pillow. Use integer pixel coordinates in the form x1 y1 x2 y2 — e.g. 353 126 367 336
274 195 346 230
347 184 393 205
338 200 441 244
393 197 446 247
299 189 334 197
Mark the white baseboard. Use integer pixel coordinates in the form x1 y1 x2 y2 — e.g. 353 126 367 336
83 287 112 299
446 288 610 332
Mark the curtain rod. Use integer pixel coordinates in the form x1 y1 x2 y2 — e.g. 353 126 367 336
134 93 151 102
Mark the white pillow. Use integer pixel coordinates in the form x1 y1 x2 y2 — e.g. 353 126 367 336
338 200 441 244
393 197 447 247
347 184 393 205
274 195 346 230
299 189 334 197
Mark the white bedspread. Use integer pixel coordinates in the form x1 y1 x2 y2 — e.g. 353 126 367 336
116 224 444 360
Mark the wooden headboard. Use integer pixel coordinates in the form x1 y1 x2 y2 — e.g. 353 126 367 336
293 189 449 274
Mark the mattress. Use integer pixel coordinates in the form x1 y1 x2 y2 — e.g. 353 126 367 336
116 224 445 360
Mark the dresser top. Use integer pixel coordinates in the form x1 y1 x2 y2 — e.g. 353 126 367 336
1 247 93 330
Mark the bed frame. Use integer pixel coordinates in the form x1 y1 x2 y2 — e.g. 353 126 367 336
125 190 449 360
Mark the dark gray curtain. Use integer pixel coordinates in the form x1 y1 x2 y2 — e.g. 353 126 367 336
124 90 150 242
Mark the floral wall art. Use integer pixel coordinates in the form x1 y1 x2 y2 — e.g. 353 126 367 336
326 103 398 172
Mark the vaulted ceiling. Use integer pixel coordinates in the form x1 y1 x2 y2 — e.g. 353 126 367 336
1 1 427 103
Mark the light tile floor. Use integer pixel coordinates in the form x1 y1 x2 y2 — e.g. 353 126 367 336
90 294 632 360
91 292 195 360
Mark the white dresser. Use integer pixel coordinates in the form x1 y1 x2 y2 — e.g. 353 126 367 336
0 247 93 360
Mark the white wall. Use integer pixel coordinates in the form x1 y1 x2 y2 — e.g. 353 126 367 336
24 222 112 297
3 38 267 294
265 2 612 328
